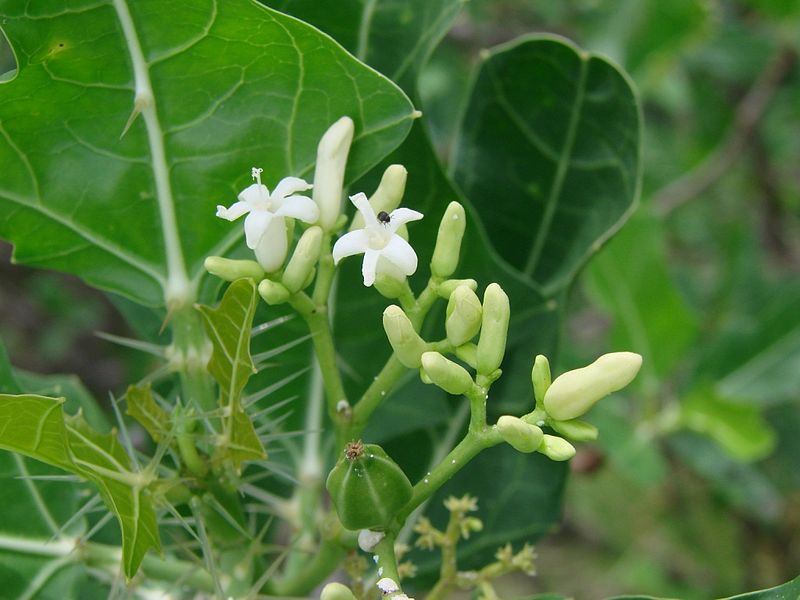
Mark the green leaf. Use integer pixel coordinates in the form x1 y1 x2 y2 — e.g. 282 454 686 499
680 387 775 462
720 575 800 600
126 383 170 443
266 0 464 87
451 35 642 294
0 393 160 578
0 0 415 306
584 213 697 378
197 277 265 468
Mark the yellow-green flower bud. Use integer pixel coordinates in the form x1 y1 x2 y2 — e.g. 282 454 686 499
431 201 466 278
282 226 323 293
257 279 291 305
420 351 473 395
313 117 354 231
497 415 544 453
445 285 482 346
544 352 643 421
320 583 357 600
437 278 478 299
455 343 477 368
204 256 265 282
476 283 510 376
350 165 407 230
531 354 551 407
383 305 427 368
548 418 598 442
374 271 408 299
538 434 575 461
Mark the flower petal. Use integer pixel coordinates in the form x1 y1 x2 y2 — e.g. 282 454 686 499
238 183 269 205
272 176 313 200
350 192 379 228
254 218 289 272
216 200 250 221
244 209 273 249
332 230 369 264
362 249 380 287
381 234 418 276
275 195 319 223
387 207 423 233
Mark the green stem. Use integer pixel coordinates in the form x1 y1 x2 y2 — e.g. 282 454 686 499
170 306 216 416
289 293 348 431
347 355 406 440
312 235 336 306
373 533 402 586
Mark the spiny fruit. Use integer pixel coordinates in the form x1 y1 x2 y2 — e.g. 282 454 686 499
326 440 413 530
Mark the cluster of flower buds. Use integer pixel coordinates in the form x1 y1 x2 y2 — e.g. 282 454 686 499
382 278 511 396
496 352 642 461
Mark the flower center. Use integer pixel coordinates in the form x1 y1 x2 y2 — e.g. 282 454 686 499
367 225 391 250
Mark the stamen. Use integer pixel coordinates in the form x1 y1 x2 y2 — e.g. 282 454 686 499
251 167 263 185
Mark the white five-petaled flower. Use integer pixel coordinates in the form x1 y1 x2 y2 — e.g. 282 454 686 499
332 192 423 287
216 167 318 272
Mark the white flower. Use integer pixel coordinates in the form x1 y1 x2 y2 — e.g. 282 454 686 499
216 167 318 272
332 192 423 287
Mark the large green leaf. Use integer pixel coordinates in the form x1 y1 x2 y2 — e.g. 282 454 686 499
198 277 265 468
720 575 800 600
0 393 160 578
452 35 641 295
0 0 415 306
0 342 91 599
267 0 463 87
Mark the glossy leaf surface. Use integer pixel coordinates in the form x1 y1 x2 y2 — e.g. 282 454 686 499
0 0 415 306
452 36 641 295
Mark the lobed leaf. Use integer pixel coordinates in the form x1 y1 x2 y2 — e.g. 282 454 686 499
197 277 265 468
126 383 170 443
0 393 160 578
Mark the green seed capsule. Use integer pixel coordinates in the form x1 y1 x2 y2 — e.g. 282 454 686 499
326 441 413 530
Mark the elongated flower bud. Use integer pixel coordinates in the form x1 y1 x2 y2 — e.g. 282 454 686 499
437 278 478 299
445 285 482 346
531 354 551 407
204 256 265 282
476 284 510 375
431 201 466 278
282 226 322 293
321 583 357 600
548 418 598 442
383 305 427 368
497 415 544 453
420 351 473 395
544 352 643 421
313 117 355 231
257 279 290 305
349 165 407 230
374 271 407 299
538 434 576 461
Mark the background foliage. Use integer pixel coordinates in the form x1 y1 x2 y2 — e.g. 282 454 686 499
0 0 798 599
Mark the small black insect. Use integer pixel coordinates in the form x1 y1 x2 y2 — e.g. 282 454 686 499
377 211 391 225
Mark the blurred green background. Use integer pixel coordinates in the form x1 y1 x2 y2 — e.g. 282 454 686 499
1 1 798 598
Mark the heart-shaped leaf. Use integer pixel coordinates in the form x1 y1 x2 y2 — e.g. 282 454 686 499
0 0 415 306
452 35 642 295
